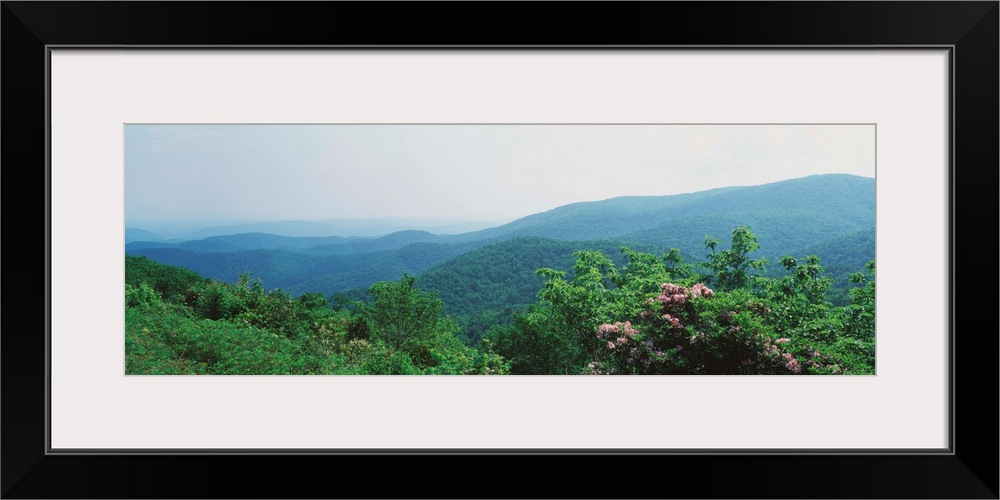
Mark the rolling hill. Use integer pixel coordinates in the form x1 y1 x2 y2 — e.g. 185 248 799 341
127 241 481 296
124 227 166 244
126 174 875 307
126 233 354 253
451 174 873 254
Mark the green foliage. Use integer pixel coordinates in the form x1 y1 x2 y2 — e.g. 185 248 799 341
778 228 875 305
353 341 422 375
362 274 444 353
126 262 509 375
125 282 163 309
485 305 581 375
489 245 687 373
703 226 769 291
125 221 874 376
126 306 209 375
127 175 874 303
128 241 479 300
493 227 874 375
828 259 876 373
125 255 207 304
358 275 509 374
756 255 833 336
414 237 674 343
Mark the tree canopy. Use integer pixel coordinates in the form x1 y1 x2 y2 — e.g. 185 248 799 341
126 225 875 376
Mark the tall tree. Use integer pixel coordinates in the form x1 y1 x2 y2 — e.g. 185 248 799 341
703 225 769 291
362 274 444 354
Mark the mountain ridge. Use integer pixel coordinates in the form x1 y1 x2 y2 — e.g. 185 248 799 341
126 173 875 299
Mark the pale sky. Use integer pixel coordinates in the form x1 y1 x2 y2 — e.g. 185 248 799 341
125 124 875 223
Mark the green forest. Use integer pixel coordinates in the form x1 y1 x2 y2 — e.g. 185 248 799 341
126 226 875 375
126 174 875 299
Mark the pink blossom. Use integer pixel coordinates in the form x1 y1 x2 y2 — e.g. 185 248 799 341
775 338 790 344
690 283 715 298
662 313 678 327
623 322 638 337
616 337 628 346
784 355 802 374
597 323 620 338
606 341 615 350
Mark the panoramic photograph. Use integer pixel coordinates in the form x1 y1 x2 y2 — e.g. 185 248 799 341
125 124 875 375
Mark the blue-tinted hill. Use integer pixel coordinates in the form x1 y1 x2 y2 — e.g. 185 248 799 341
126 232 352 253
304 230 449 255
124 227 166 244
128 241 481 295
453 174 874 260
126 174 875 304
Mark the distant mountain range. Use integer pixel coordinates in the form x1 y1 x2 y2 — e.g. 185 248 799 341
124 227 169 244
126 174 876 303
448 173 874 258
125 217 507 241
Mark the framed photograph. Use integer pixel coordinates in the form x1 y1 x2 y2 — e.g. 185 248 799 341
3 2 996 498
121 122 878 379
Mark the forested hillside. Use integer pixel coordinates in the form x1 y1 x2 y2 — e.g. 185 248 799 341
483 227 875 375
126 255 507 375
783 227 875 304
126 174 875 299
126 225 875 375
413 237 682 343
128 241 480 295
126 233 353 253
451 174 873 255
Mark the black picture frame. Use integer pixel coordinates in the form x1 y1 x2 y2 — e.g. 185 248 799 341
3 2 997 498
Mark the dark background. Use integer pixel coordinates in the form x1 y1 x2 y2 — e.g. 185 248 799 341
2 2 997 498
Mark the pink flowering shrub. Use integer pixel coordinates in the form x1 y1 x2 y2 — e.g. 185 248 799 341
592 282 758 374
529 234 873 375
594 320 656 372
589 284 825 375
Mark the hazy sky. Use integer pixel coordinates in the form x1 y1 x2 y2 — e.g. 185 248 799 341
125 124 875 223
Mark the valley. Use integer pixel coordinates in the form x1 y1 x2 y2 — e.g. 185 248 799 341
125 174 876 375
